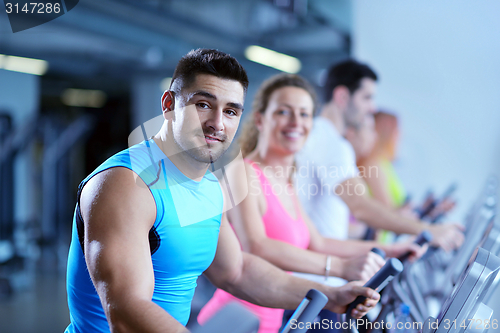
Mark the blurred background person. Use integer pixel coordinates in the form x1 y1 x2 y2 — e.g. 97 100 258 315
354 111 456 242
345 111 412 241
343 112 377 240
344 113 377 168
358 111 407 210
296 59 463 252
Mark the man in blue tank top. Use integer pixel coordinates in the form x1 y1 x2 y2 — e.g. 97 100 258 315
65 49 381 333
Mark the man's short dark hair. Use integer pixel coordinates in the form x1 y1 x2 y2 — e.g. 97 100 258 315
170 48 249 95
323 59 377 103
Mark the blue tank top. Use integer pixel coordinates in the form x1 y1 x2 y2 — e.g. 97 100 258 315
65 139 223 332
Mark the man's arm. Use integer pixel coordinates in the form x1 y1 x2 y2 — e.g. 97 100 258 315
81 167 188 333
204 215 380 316
337 177 464 251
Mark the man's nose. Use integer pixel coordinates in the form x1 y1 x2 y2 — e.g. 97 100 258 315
205 109 224 132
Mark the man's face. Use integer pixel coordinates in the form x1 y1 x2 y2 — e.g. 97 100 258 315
170 74 245 163
345 77 377 122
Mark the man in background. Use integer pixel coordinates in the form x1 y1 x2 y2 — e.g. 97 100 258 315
296 59 464 251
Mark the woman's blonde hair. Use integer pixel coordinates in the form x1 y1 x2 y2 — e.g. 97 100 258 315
238 73 318 157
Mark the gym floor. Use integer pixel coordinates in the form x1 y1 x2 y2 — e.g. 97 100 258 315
0 271 69 333
0 247 216 333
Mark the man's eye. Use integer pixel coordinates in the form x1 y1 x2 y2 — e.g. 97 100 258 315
277 110 288 115
225 109 237 116
196 102 210 109
301 112 310 118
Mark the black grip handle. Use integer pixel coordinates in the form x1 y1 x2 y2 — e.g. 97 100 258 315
419 184 457 219
430 212 446 224
344 258 403 333
371 247 386 259
440 183 457 201
414 230 433 246
419 202 436 219
398 230 433 263
281 289 328 333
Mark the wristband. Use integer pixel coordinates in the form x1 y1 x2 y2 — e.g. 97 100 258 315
324 255 331 282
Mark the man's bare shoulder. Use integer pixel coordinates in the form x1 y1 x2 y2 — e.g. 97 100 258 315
80 167 156 230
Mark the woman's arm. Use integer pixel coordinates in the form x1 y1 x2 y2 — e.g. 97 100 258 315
298 202 384 281
229 163 342 276
228 162 379 281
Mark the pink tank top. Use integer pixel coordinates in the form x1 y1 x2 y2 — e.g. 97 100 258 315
197 160 310 333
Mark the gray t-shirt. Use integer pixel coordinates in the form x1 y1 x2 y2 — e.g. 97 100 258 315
295 117 359 240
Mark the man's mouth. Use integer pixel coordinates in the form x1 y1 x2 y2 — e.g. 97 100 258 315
204 134 223 143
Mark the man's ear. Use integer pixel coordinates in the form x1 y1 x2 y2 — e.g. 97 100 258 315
161 91 175 120
161 90 175 111
332 85 350 109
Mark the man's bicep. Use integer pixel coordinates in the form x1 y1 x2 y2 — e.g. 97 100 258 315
204 214 243 289
80 168 157 306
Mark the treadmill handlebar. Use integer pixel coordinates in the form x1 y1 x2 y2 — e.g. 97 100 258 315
419 183 457 220
398 230 433 263
344 258 404 333
280 289 328 333
371 247 386 259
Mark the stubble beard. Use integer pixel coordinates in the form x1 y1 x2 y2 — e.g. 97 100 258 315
173 131 230 164
343 101 363 128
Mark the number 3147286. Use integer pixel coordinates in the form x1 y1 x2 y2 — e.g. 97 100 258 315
5 3 61 14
